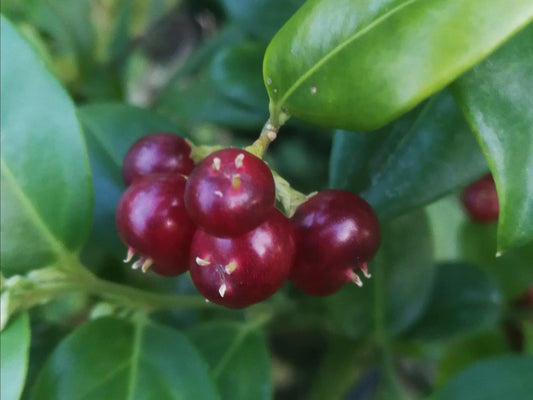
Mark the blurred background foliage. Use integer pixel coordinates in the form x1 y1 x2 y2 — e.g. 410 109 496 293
1 1 532 399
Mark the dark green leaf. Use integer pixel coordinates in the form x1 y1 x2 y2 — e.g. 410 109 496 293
452 22 533 252
77 103 179 260
1 313 30 400
460 222 533 300
436 330 509 386
264 0 533 130
220 0 305 40
0 17 93 276
32 317 220 400
209 41 269 111
408 263 502 340
320 209 434 338
330 91 487 221
435 356 533 400
188 321 271 400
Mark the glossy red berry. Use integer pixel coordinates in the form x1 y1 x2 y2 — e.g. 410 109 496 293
185 148 275 237
461 173 499 223
290 190 381 296
189 209 295 308
122 133 194 186
116 175 196 276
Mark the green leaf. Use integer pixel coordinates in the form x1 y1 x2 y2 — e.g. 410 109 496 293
209 41 269 111
319 209 434 338
452 22 533 253
330 91 487 221
0 17 93 276
460 222 533 300
435 356 533 400
436 330 509 386
32 317 220 400
219 0 305 40
188 321 271 400
263 0 533 130
77 103 179 260
0 313 30 400
408 263 502 340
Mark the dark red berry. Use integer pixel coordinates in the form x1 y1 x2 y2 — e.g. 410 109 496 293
122 133 194 186
116 175 195 276
185 148 275 237
189 209 295 308
290 190 381 296
461 173 499 223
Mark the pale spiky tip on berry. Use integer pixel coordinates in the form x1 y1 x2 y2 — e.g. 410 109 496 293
141 258 153 273
346 269 363 287
196 256 211 266
123 247 135 263
212 157 221 171
360 263 371 278
225 261 237 274
232 175 241 190
132 258 143 270
218 282 227 297
234 153 245 168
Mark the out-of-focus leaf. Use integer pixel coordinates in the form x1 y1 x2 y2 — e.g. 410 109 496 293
316 209 434 338
32 317 220 400
0 313 30 400
77 103 179 260
436 330 509 385
219 0 305 40
188 321 271 400
452 22 533 253
460 222 533 300
408 263 502 340
329 91 487 221
0 17 93 276
209 41 268 111
435 356 533 400
264 0 533 130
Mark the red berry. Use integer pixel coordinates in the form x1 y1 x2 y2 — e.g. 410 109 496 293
461 173 499 223
185 148 275 237
189 209 295 308
116 175 195 276
122 133 194 186
290 190 381 296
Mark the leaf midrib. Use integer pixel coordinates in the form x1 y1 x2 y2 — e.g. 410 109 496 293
0 158 71 260
274 0 418 112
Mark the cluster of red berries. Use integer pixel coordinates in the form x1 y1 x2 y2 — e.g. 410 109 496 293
116 133 381 308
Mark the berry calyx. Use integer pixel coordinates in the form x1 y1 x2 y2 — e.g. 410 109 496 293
461 173 499 223
189 209 295 308
290 190 381 296
122 133 194 186
115 175 195 276
185 148 275 237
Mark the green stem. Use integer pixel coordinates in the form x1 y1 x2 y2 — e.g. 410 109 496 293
245 118 280 159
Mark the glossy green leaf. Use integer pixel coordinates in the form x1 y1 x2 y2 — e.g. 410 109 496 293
188 321 271 400
452 23 533 253
1 313 30 400
209 41 268 111
435 356 533 400
0 17 93 276
220 0 305 40
77 104 179 260
460 222 533 300
263 0 533 130
330 91 487 221
319 209 434 338
408 263 502 340
32 317 220 400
